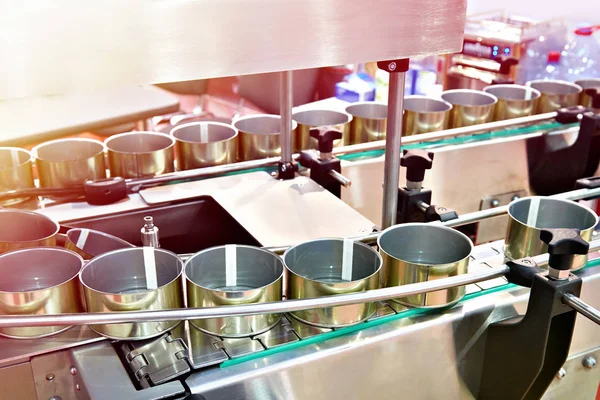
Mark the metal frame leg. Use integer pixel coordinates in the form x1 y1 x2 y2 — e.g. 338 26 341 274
278 70 296 179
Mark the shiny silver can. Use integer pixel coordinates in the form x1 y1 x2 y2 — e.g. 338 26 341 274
185 245 283 337
65 228 135 260
234 114 298 161
483 84 541 120
378 223 473 308
403 96 452 135
170 121 238 170
0 247 85 339
292 110 352 151
80 247 184 340
441 89 497 128
527 80 582 113
105 131 175 178
345 102 387 143
284 238 381 327
505 197 598 270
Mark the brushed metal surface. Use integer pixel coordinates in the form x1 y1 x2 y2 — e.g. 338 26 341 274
234 115 297 161
171 121 238 170
185 245 283 337
32 138 106 188
505 197 598 270
378 223 472 307
0 1 467 100
284 238 381 327
0 147 34 206
293 110 352 151
80 247 184 340
0 248 84 339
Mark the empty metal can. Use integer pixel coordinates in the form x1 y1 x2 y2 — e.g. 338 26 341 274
65 228 135 260
0 147 35 205
185 245 283 337
441 89 498 128
105 131 175 178
32 138 106 188
378 223 473 308
170 121 238 170
234 114 298 161
403 96 452 135
284 238 381 327
345 102 387 143
505 197 598 270
80 247 184 340
483 84 541 120
292 110 352 151
574 78 600 107
0 210 59 253
527 80 582 113
0 247 85 339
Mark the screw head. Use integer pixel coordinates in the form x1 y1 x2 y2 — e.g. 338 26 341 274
521 259 532 265
49 397 62 400
46 373 55 381
490 199 500 208
389 62 397 71
511 195 520 202
75 383 81 391
438 207 447 212
70 367 77 375
556 368 566 379
582 356 597 369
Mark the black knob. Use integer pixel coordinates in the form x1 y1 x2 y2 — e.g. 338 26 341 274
584 87 600 109
493 56 518 75
540 228 589 271
555 105 587 124
400 150 434 184
84 177 128 205
309 127 343 154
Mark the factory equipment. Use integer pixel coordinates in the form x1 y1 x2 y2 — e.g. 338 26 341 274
0 2 599 400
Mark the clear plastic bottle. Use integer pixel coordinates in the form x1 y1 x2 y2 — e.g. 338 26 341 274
533 51 565 81
562 26 600 81
516 26 567 84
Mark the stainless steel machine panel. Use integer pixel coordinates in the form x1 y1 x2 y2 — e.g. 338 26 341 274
0 0 466 100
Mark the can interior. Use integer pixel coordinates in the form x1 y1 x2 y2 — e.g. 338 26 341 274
484 85 540 101
67 229 134 257
575 79 600 89
441 91 497 106
509 198 598 230
284 239 380 283
185 246 283 291
379 225 472 265
404 97 452 113
529 81 581 95
345 103 388 119
173 123 236 143
0 249 81 292
35 140 103 162
0 211 57 242
0 148 30 169
106 133 174 153
81 248 182 294
293 110 351 126
234 115 282 135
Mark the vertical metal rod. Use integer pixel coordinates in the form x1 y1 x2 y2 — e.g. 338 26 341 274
381 71 406 229
279 71 294 163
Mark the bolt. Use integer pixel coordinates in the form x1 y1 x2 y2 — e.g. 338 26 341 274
70 367 77 375
582 356 597 369
438 207 447 212
490 199 500 208
556 368 566 379
511 195 520 202
75 383 81 391
49 397 62 400
389 62 397 71
521 259 532 265
46 373 55 381
281 164 286 172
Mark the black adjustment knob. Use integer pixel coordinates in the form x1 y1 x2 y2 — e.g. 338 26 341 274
555 105 587 124
540 228 589 271
584 87 600 109
493 56 518 75
309 127 342 154
84 177 128 205
400 150 434 183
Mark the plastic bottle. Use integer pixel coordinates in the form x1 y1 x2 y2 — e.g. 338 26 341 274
516 26 567 84
533 51 565 81
562 26 600 81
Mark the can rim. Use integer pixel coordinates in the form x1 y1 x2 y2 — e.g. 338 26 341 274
32 137 106 162
170 121 239 144
507 196 599 230
104 131 175 155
